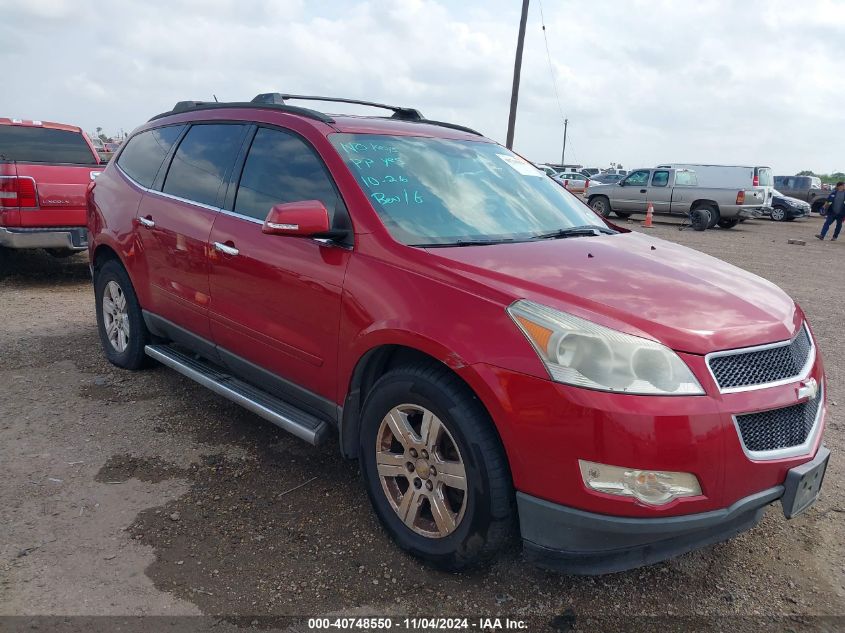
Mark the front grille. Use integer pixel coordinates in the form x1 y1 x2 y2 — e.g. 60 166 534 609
708 325 812 391
735 394 821 453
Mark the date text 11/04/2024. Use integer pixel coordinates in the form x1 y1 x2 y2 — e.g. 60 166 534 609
307 618 528 630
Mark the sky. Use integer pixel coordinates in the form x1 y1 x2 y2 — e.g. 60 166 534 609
1 0 842 174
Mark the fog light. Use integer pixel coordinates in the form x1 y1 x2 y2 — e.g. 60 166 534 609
579 460 702 506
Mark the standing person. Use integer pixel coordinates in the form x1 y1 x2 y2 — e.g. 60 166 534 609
816 181 845 241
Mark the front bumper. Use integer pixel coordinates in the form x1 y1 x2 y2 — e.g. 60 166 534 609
519 446 829 575
0 226 88 251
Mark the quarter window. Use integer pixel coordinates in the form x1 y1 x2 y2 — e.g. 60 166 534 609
117 125 184 188
652 171 669 187
163 124 246 207
234 127 344 224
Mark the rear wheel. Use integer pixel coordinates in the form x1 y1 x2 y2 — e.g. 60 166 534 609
359 363 514 570
696 204 720 229
690 208 711 231
770 206 787 222
590 196 612 218
94 259 151 370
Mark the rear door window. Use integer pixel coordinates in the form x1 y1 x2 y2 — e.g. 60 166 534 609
651 171 669 187
234 127 346 226
117 125 184 188
163 124 247 207
0 126 98 165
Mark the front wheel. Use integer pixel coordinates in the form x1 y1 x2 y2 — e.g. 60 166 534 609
94 259 152 369
717 218 739 229
770 206 787 222
589 196 612 218
359 364 514 570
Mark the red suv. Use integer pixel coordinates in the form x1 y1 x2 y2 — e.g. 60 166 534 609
1 118 101 258
87 94 829 574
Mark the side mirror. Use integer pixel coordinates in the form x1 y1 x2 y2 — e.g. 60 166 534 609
262 200 333 238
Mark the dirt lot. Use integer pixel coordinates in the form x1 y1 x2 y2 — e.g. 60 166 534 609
1 216 843 631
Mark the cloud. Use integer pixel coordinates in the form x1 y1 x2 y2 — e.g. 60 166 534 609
0 0 841 174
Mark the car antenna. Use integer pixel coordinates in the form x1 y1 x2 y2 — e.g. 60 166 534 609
213 94 219 103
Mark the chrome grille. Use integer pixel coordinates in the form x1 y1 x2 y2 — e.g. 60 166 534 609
735 394 821 454
708 325 812 391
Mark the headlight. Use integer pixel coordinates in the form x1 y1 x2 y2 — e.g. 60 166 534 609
508 300 704 395
579 460 702 505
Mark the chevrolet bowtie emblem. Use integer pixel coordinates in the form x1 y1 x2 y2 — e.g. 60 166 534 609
798 378 818 401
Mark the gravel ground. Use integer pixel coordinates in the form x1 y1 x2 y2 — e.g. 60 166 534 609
0 215 843 632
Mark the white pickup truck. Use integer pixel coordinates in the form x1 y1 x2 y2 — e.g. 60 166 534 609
586 167 769 229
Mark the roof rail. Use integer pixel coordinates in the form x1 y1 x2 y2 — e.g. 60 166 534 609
148 100 335 124
148 94 482 136
251 94 482 135
251 93 425 122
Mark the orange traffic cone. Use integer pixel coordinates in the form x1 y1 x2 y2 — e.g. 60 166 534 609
643 202 654 228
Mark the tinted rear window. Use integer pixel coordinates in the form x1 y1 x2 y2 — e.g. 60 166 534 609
117 125 184 188
163 124 247 207
0 126 98 164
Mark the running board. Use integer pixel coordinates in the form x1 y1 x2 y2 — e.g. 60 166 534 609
144 344 331 446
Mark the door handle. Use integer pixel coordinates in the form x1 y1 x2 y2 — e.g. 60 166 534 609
213 241 239 257
137 216 155 228
640 189 647 193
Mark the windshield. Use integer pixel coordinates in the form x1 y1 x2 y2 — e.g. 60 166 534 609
330 134 605 245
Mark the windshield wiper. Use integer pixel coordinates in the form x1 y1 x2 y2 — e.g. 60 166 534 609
531 225 616 240
411 238 516 248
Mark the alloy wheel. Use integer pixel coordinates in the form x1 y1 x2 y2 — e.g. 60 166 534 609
376 404 468 538
102 280 130 353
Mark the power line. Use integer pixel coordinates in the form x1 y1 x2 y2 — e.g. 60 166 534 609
537 0 565 124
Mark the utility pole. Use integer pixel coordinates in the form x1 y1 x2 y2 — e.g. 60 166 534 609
505 0 530 149
560 118 568 166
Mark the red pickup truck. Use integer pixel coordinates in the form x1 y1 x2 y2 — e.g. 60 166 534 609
0 118 102 258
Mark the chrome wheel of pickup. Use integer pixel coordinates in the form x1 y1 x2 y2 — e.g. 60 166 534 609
102 280 130 353
376 404 468 538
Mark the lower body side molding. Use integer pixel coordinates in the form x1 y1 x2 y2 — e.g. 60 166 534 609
144 344 331 445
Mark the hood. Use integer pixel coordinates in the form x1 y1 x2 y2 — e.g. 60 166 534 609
781 195 810 208
425 232 799 355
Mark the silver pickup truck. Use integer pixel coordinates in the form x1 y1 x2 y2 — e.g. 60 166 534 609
586 167 769 229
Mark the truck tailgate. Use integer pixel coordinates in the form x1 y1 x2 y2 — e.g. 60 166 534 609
5 163 100 227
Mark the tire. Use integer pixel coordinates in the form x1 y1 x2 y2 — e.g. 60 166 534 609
812 200 826 215
358 363 514 571
695 203 720 229
717 218 739 229
770 206 787 222
94 259 151 370
690 208 710 231
589 196 612 218
614 211 631 219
